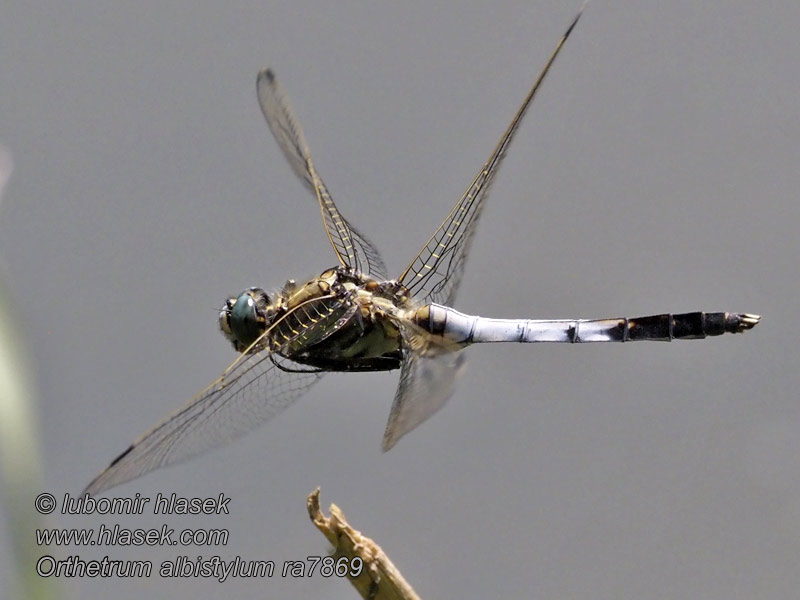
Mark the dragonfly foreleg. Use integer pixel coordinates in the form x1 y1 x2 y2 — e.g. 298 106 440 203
269 354 325 374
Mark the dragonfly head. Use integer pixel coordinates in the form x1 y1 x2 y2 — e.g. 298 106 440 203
219 287 276 352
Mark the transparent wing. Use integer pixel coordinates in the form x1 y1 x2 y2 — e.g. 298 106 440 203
84 351 322 494
397 7 585 306
257 69 388 280
85 293 358 495
381 321 466 451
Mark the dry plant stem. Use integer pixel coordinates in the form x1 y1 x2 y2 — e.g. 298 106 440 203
307 488 421 600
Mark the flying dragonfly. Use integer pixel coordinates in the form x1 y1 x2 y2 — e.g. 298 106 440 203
85 7 759 494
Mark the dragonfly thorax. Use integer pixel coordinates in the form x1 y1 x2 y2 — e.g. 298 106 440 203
218 267 412 370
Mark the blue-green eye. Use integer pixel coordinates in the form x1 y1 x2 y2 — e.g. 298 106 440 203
222 288 271 351
229 293 259 348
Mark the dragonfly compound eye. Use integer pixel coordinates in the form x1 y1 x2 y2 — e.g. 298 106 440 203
228 289 269 350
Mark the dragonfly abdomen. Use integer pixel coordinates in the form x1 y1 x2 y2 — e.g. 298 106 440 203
415 304 761 345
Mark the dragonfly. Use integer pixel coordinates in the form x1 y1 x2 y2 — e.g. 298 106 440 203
85 7 759 494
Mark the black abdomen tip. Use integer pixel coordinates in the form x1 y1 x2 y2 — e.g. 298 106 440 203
727 313 761 333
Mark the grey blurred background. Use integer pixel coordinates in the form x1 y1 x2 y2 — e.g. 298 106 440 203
1 1 798 598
